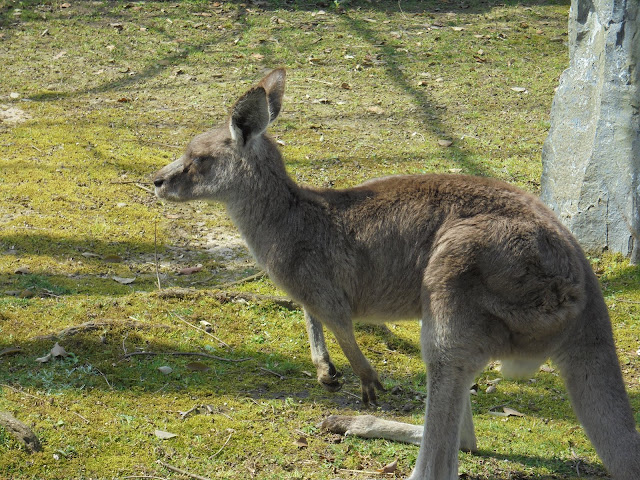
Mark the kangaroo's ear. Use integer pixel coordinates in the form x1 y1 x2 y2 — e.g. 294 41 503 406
229 86 270 147
258 68 286 123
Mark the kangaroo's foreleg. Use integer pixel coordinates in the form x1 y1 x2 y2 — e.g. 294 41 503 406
304 310 342 392
322 315 384 404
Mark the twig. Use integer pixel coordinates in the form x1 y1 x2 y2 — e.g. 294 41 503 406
30 144 43 153
155 289 299 311
339 468 395 475
169 311 231 348
1 384 90 424
212 271 265 288
209 432 233 459
110 180 153 185
156 460 212 480
259 367 286 380
121 351 250 363
195 270 265 287
135 183 154 194
306 77 333 86
123 476 169 480
122 331 129 356
154 220 162 291
93 366 114 390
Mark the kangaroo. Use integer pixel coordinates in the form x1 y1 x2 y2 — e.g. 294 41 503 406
153 68 640 479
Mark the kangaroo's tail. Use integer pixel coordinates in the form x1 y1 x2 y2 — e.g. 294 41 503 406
553 271 640 480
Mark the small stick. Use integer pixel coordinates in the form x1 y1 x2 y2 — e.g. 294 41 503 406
154 220 162 291
170 311 230 349
259 367 285 380
93 366 114 390
135 183 154 194
0 384 90 424
121 351 250 363
110 180 153 185
123 476 169 480
195 270 265 287
209 432 233 459
156 460 212 480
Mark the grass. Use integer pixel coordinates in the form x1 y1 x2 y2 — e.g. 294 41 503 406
1 0 638 479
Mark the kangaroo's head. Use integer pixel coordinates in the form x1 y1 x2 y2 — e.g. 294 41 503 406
153 68 286 203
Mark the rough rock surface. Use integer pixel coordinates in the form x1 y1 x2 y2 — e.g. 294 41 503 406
541 0 640 262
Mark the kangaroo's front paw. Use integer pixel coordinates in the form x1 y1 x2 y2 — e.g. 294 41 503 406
317 362 343 392
361 376 385 405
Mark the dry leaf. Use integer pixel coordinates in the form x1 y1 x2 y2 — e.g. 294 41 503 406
36 342 68 363
366 106 385 115
154 429 177 440
489 405 525 417
60 2 71 8
177 266 202 275
438 139 453 147
294 436 308 448
510 86 527 93
35 353 52 363
157 366 173 375
112 276 136 285
377 459 398 473
103 254 123 263
340 82 351 90
185 361 210 372
14 266 30 275
51 342 68 358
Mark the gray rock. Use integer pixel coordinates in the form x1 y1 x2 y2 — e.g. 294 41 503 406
541 0 640 262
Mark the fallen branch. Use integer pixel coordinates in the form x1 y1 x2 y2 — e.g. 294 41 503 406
0 410 42 452
213 291 299 311
259 367 286 380
208 271 265 288
34 319 170 341
155 288 299 311
121 351 250 363
1 384 90 424
156 460 212 480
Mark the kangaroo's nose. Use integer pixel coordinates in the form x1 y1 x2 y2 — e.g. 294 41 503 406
153 177 164 188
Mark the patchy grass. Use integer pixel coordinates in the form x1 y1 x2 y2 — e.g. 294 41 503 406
1 0 638 479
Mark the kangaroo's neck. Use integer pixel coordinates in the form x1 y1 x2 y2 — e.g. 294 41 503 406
224 140 312 266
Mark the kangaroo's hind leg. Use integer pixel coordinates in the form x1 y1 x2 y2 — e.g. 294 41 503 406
408 305 488 480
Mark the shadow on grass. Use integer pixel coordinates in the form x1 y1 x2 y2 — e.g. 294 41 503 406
3 0 569 178
0 332 615 477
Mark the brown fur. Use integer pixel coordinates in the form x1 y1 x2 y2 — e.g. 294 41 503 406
153 69 640 479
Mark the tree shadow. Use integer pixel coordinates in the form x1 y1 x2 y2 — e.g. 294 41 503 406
0 327 621 478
